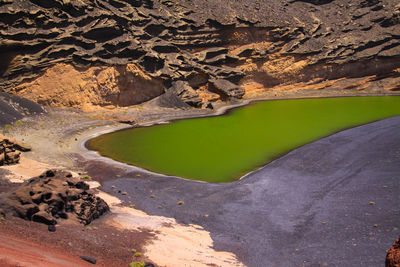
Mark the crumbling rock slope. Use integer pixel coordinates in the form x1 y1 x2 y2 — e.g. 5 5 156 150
0 170 109 226
0 0 399 108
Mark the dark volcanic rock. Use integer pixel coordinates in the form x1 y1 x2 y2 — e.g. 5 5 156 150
0 0 399 107
157 80 201 108
209 79 245 100
80 255 97 264
0 169 109 225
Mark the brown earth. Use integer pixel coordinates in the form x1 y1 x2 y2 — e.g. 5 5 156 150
0 213 154 267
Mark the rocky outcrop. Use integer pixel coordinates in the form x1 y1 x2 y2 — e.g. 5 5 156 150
0 170 109 225
0 134 31 166
0 0 399 109
387 237 400 267
9 63 164 110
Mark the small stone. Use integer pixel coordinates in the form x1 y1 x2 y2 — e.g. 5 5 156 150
177 201 184 205
80 255 97 264
322 221 327 225
373 224 379 228
150 195 155 198
48 225 56 232
129 204 136 208
369 201 376 205
122 192 128 195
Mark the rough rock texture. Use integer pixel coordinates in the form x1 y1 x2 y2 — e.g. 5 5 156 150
0 170 109 225
0 134 31 166
387 237 400 267
0 0 399 108
9 63 164 110
157 80 202 108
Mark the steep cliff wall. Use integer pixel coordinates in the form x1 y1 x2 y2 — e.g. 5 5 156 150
0 0 399 108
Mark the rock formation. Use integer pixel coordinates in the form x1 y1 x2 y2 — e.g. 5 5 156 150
0 134 31 165
0 0 398 108
387 237 400 267
0 170 109 225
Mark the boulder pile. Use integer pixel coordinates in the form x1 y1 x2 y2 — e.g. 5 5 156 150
0 134 31 166
0 170 109 226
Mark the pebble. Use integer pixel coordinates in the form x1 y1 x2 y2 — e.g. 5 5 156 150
80 255 97 264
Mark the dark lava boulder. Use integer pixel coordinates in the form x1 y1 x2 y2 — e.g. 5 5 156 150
157 80 202 108
209 79 245 100
386 237 400 267
0 169 109 225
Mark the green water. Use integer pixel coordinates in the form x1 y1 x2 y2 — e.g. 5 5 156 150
87 96 400 183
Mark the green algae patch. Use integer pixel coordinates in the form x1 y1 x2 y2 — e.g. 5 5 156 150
87 96 400 183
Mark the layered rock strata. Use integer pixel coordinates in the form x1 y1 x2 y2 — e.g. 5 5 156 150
0 134 31 166
0 0 399 108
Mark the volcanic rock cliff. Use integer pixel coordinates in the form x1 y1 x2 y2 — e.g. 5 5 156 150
0 0 399 110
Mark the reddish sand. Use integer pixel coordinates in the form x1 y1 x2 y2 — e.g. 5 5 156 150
0 214 153 267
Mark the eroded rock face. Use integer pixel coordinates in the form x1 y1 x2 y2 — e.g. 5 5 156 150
0 134 31 166
0 0 399 108
9 63 164 110
0 170 109 225
386 237 400 267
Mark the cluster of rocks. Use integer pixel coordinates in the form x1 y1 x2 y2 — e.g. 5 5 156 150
0 170 109 226
0 0 398 108
0 134 31 166
386 237 400 267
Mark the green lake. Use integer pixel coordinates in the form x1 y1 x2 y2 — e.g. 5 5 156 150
87 96 400 183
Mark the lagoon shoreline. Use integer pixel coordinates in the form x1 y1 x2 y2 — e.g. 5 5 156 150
1 90 400 266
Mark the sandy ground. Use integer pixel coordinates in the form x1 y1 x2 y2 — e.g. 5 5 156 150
0 121 244 267
0 90 399 266
94 115 400 267
0 233 96 267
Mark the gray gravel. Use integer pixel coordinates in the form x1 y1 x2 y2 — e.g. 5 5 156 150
96 116 400 267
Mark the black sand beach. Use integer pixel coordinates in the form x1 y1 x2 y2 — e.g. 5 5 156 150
87 116 400 267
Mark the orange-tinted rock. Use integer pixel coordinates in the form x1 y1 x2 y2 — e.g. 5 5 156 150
10 63 164 111
386 237 400 267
